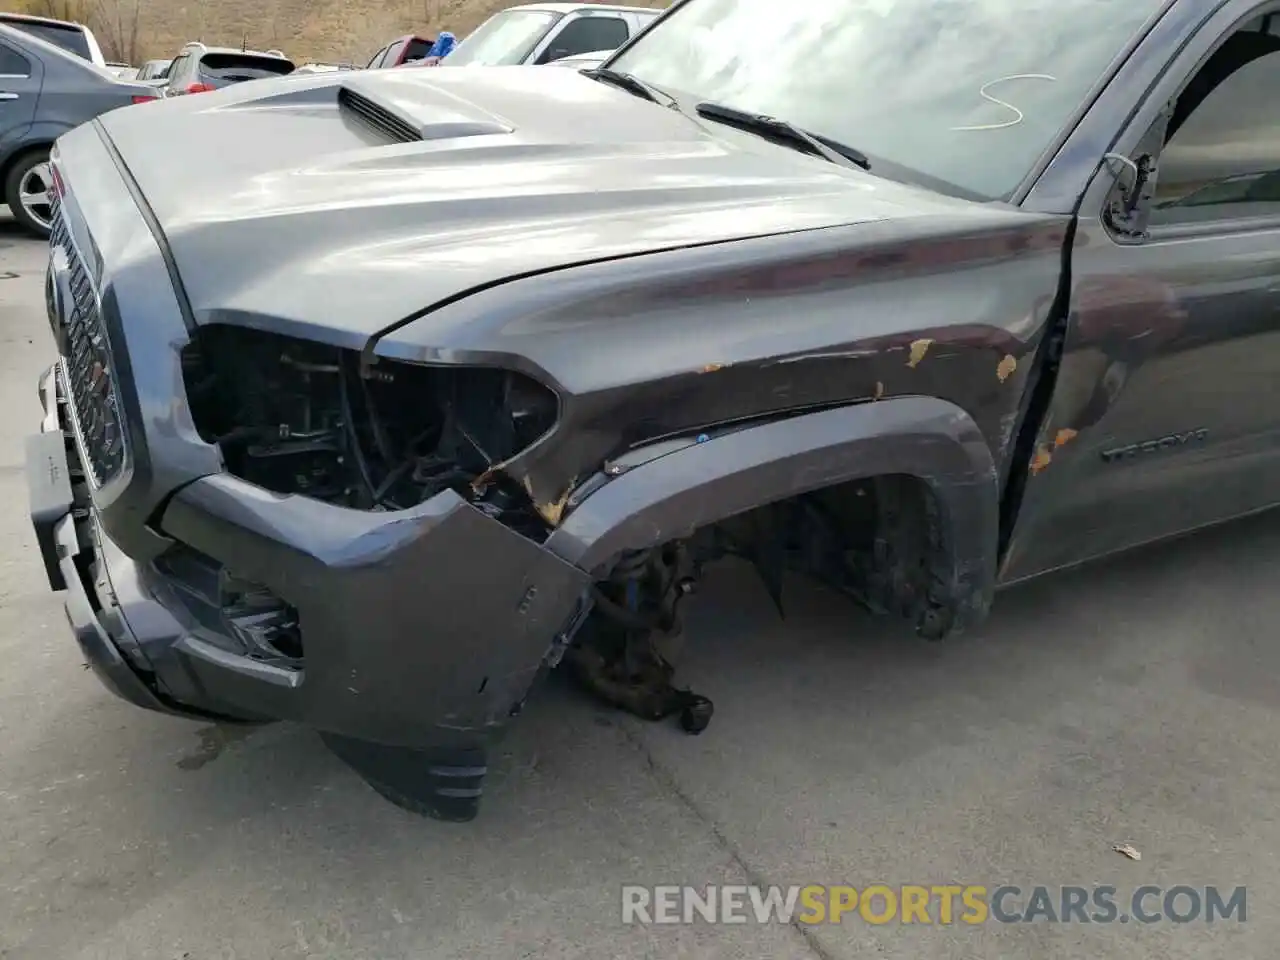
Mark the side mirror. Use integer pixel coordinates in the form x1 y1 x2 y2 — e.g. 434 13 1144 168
1102 152 1156 239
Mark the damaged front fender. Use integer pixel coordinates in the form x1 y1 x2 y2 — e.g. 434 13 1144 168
545 396 1000 635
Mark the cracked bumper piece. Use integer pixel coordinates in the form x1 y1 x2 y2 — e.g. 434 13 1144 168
27 365 590 819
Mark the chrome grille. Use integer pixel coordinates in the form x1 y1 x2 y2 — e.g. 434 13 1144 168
49 192 127 487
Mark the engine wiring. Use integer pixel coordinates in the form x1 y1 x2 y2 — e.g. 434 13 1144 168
181 326 559 523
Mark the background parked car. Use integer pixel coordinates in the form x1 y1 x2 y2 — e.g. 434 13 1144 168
365 34 435 69
406 32 458 66
0 24 158 237
441 3 661 67
163 43 295 95
547 48 613 70
105 62 138 80
0 12 105 67
291 62 357 75
136 58 172 81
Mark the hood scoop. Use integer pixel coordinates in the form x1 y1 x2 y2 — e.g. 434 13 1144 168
338 86 421 142
336 77 513 144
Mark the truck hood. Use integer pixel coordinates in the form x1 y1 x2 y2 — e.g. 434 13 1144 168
96 66 984 347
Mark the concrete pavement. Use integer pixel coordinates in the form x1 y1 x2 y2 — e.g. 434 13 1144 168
1 214 1277 959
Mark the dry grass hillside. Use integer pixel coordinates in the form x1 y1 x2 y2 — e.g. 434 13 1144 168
3 0 669 66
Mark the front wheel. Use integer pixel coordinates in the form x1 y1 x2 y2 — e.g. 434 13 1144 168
5 148 54 239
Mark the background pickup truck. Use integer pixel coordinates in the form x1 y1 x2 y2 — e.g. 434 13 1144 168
25 0 1280 821
439 2 662 67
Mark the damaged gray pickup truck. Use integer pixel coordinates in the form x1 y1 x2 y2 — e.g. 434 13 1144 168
25 0 1280 820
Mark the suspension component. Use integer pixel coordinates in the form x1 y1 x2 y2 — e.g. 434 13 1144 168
567 544 713 734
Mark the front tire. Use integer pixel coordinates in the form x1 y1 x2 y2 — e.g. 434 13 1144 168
5 148 54 239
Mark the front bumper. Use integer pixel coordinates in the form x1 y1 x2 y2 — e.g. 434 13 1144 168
27 364 591 751
31 126 600 819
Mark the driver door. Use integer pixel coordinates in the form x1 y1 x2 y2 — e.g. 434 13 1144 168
0 38 41 143
1002 2 1280 582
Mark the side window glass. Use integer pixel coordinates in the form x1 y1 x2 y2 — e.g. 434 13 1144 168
367 46 388 68
405 38 432 62
386 40 407 66
1152 28 1280 225
0 42 30 76
539 16 629 63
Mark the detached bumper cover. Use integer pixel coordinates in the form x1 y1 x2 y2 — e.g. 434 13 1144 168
26 368 193 718
27 365 591 750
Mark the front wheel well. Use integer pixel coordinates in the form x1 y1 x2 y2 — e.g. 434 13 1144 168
546 396 1000 660
562 472 963 730
548 399 1000 731
596 472 956 639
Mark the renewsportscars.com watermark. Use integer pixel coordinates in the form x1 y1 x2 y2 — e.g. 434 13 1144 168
622 885 1247 925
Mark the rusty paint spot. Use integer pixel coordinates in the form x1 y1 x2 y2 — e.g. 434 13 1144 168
1054 428 1078 449
535 488 574 527
1030 447 1052 474
525 474 577 527
906 339 933 368
701 363 725 374
469 465 499 493
996 354 1017 382
873 381 885 400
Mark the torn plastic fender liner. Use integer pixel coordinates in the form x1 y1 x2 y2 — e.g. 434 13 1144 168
545 396 1000 633
159 475 590 749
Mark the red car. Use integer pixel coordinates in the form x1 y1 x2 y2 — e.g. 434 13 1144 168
364 34 435 69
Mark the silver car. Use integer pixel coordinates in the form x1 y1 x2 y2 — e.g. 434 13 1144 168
0 24 159 236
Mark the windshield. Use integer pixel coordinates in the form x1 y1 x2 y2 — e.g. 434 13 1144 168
7 20 91 61
443 9 559 66
607 0 1169 201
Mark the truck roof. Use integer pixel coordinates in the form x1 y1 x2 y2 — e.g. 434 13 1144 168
0 11 86 27
505 2 664 13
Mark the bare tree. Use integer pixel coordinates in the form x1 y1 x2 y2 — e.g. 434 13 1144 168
28 0 93 22
87 0 142 65
27 0 144 63
261 0 282 50
341 6 407 64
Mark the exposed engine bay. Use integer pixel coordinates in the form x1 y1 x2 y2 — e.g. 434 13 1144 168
181 326 557 541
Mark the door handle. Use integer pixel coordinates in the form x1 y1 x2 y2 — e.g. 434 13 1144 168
0 93 18 100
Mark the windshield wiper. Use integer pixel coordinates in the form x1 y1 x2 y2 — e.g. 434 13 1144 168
694 101 870 171
585 68 679 109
